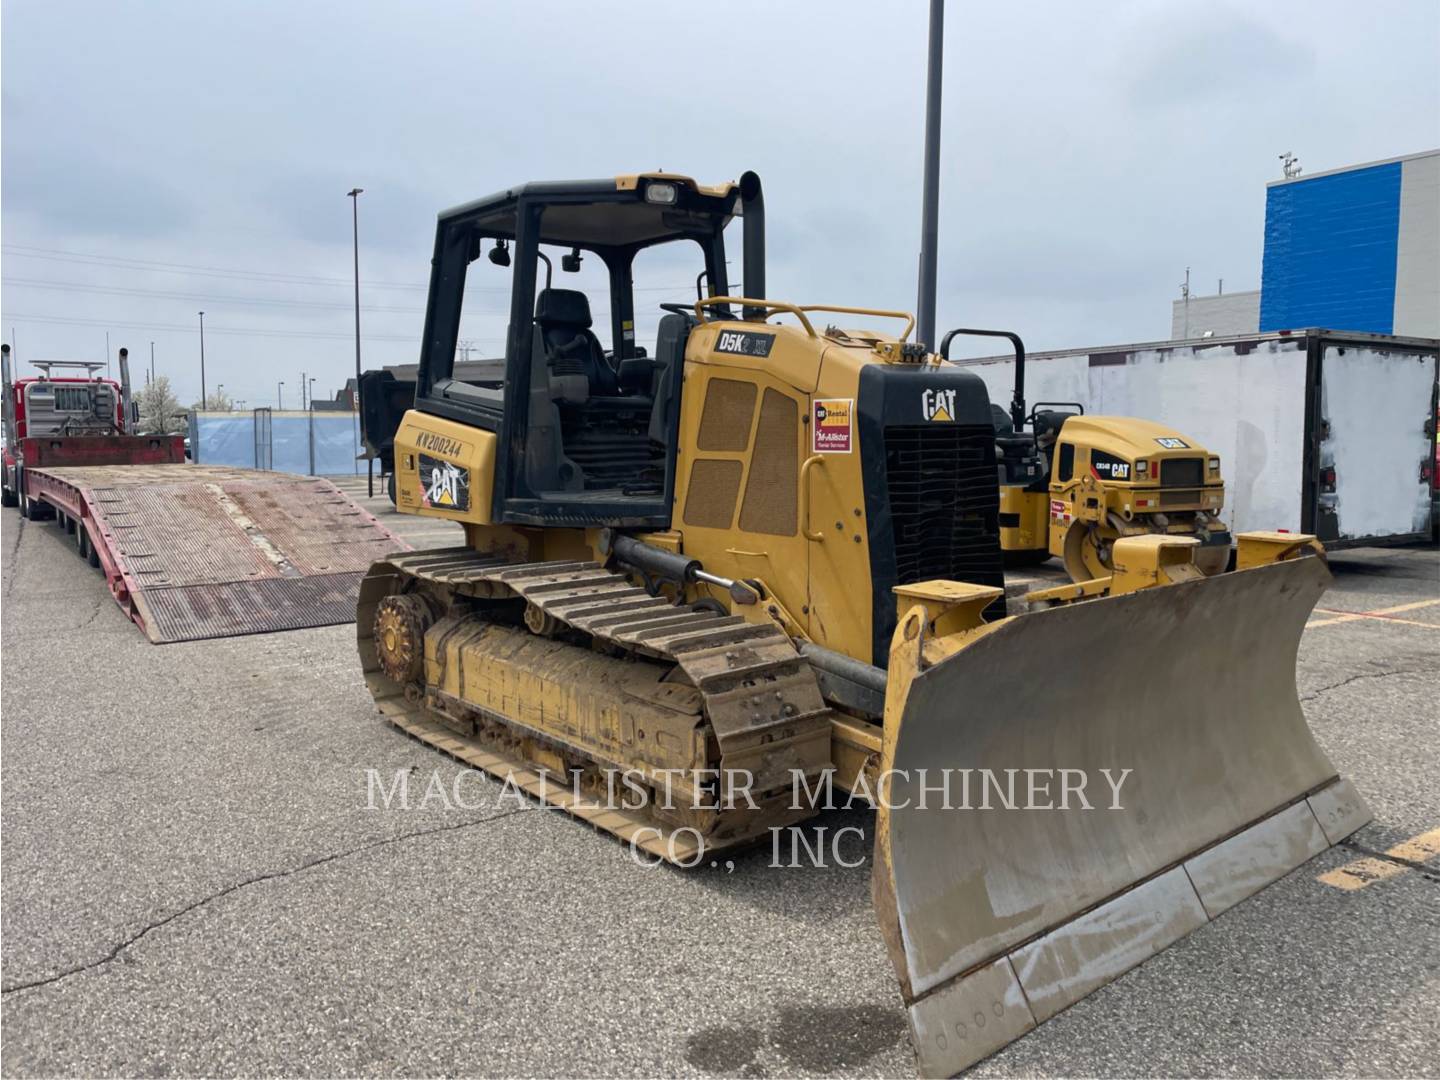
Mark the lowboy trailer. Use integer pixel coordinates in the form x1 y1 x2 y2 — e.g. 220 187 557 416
3 344 407 642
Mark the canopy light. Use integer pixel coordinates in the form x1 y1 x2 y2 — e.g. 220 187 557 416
644 182 678 205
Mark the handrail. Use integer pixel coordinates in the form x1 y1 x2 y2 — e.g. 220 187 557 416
800 454 826 541
798 305 915 342
693 298 916 343
694 297 817 337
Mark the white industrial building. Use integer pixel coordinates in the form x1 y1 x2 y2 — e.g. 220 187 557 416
1171 149 1439 341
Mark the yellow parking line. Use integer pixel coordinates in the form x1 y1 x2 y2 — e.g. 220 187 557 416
1388 827 1440 863
1307 597 1440 629
1318 827 1440 891
1308 615 1440 630
1318 856 1404 890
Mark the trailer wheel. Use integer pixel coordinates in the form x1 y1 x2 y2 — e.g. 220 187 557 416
0 486 16 508
83 527 101 568
387 470 397 505
18 495 30 519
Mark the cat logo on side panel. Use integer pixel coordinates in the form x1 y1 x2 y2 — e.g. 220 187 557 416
922 387 957 422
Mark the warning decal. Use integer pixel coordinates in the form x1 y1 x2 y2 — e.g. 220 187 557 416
813 398 853 454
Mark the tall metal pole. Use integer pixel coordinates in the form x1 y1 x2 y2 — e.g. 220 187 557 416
150 341 155 384
198 311 207 409
301 370 307 410
278 380 285 410
916 0 945 350
106 331 111 379
348 189 363 395
310 377 318 476
348 187 367 494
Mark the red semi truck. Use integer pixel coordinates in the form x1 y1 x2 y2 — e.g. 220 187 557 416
1 343 185 516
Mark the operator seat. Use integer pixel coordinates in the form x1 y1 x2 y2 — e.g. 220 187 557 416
534 289 618 398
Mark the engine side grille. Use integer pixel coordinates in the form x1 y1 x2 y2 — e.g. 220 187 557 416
882 423 1005 598
1160 488 1206 508
1161 457 1204 488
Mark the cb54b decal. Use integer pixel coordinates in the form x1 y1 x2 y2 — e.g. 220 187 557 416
420 453 470 511
812 398 853 453
1090 449 1131 480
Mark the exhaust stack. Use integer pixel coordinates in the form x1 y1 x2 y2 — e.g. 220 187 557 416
739 171 764 320
118 347 135 434
1 343 15 446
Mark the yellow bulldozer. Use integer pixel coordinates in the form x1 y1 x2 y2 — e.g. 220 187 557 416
940 328 1233 582
358 171 1368 1076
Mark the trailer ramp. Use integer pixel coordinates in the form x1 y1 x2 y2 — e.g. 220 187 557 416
25 464 406 643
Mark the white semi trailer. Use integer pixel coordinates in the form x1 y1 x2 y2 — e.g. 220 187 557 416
960 329 1438 548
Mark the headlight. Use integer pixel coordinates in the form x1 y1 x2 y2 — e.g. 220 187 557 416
644 182 678 205
1136 460 1148 475
1208 456 1221 473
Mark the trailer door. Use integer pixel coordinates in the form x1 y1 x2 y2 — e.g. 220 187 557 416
1317 340 1438 543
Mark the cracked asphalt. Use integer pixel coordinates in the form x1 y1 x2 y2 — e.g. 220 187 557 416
2 484 1437 1078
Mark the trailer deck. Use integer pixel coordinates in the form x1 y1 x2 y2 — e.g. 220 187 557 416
22 464 406 643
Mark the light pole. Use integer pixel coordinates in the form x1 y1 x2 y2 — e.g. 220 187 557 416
348 187 368 493
916 0 944 349
149 341 156 385
305 372 316 475
347 188 363 394
197 311 207 409
217 384 225 410
277 380 285 410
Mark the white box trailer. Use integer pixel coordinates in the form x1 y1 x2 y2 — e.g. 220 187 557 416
959 329 1438 548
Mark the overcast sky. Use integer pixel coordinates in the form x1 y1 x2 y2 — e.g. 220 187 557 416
2 0 1437 407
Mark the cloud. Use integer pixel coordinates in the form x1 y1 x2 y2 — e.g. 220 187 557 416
1125 7 1315 108
1 132 194 239
1 0 1434 403
255 171 439 254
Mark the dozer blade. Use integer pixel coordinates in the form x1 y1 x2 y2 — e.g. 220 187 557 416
872 555 1370 1077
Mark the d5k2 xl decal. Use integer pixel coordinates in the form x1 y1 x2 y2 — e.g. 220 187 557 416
714 330 775 358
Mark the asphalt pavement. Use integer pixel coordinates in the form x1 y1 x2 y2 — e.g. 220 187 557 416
2 480 1435 1077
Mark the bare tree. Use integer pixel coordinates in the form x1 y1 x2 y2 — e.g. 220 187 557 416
135 376 186 434
190 390 234 412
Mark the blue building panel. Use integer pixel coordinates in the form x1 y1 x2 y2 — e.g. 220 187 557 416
193 412 363 474
1259 161 1402 334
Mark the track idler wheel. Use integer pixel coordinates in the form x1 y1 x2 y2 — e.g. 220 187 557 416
523 600 562 638
373 594 438 683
